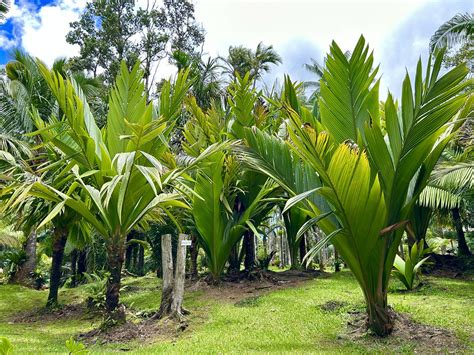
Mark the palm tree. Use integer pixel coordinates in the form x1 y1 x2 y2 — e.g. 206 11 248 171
32 61 219 322
430 13 474 52
419 147 473 256
303 58 324 100
240 36 470 336
223 42 282 84
0 0 10 24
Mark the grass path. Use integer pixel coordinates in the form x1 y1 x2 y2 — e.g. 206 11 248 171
1 271 472 353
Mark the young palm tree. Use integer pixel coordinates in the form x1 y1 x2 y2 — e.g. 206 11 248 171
240 36 470 336
31 61 210 322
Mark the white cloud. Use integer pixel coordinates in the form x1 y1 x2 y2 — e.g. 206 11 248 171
4 0 86 65
2 0 472 90
0 30 17 49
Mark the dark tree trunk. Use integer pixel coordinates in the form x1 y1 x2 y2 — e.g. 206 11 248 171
125 232 134 271
105 236 126 324
451 207 471 256
190 234 199 279
47 227 68 308
77 250 87 283
228 244 240 275
70 249 78 288
137 245 145 276
299 236 306 270
366 291 393 336
243 231 256 271
12 230 37 287
334 248 341 272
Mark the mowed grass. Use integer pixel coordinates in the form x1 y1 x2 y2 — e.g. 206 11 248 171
0 271 473 353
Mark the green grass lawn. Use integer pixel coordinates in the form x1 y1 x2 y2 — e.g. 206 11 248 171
1 271 472 353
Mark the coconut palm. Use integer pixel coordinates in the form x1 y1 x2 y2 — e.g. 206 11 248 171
30 61 215 322
223 42 281 84
239 36 471 336
430 13 474 52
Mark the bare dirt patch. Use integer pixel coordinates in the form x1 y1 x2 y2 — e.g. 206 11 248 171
343 309 464 352
319 300 349 312
9 303 96 324
187 269 325 304
77 318 181 346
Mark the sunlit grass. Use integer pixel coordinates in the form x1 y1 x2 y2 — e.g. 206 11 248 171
0 271 472 353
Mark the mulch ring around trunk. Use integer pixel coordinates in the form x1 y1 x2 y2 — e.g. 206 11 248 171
9 303 95 323
341 308 465 352
77 318 182 346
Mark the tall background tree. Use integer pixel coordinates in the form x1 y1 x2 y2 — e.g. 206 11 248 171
66 0 204 95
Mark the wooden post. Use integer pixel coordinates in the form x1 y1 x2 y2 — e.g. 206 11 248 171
171 234 187 319
155 234 173 319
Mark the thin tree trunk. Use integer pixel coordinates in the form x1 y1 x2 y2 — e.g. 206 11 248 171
228 244 240 275
105 235 126 324
155 234 173 319
137 244 145 276
451 207 471 256
47 227 68 308
171 234 188 319
12 230 37 287
70 249 78 288
77 250 87 283
299 236 306 270
334 248 341 272
190 234 198 279
244 231 256 272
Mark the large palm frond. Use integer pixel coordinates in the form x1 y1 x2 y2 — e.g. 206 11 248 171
0 0 10 24
430 13 474 52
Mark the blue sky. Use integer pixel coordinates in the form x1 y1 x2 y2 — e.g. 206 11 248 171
1 0 472 97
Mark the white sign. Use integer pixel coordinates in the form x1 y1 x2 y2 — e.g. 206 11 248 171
181 240 192 247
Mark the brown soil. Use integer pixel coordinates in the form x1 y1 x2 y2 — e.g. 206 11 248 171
343 308 465 353
187 269 325 304
319 300 349 312
9 303 96 323
77 318 181 346
424 254 474 280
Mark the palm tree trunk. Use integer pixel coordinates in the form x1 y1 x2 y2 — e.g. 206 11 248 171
105 234 126 324
299 236 306 270
366 291 393 336
451 207 471 256
47 226 68 308
77 250 87 283
334 248 341 272
228 244 240 275
70 249 78 288
137 244 145 276
12 230 37 287
244 231 256 271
